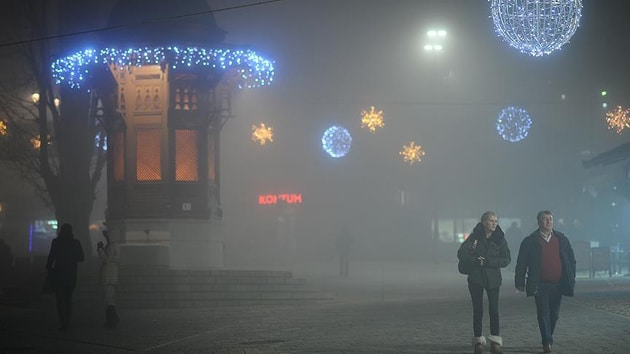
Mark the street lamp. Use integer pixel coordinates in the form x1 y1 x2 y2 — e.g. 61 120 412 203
424 29 447 52
31 92 60 107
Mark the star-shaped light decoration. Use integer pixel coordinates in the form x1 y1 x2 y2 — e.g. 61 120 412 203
399 141 426 165
0 121 6 136
605 106 630 134
251 123 274 145
361 106 384 133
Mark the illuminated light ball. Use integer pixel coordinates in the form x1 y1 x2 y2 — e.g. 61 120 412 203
496 106 532 142
321 125 352 158
490 0 583 57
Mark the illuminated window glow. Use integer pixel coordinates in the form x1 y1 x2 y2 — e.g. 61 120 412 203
175 130 198 182
136 128 161 181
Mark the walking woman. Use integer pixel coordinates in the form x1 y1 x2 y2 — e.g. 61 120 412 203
457 211 511 354
46 223 85 330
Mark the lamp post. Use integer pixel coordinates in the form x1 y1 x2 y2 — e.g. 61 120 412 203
423 28 448 259
423 28 448 87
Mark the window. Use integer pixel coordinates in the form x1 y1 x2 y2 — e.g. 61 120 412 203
136 128 161 181
175 130 198 182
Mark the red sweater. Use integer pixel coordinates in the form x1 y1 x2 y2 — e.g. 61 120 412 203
539 235 562 283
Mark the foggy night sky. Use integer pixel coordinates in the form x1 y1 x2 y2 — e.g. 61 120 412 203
202 0 630 250
2 0 630 261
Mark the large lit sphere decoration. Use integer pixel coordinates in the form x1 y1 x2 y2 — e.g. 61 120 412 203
0 120 6 136
605 106 630 134
251 123 274 145
361 106 384 133
51 46 274 89
496 106 532 142
490 0 583 57
321 125 352 158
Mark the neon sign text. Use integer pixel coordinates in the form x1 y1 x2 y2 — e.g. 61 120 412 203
258 194 302 205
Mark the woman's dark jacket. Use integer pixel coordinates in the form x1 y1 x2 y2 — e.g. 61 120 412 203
514 230 576 297
46 234 84 288
457 223 511 289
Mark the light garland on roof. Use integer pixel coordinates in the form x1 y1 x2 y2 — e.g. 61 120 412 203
51 46 275 89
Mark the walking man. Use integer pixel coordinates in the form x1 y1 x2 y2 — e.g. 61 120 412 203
515 210 576 353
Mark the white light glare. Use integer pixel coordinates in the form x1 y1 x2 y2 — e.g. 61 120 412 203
427 30 447 37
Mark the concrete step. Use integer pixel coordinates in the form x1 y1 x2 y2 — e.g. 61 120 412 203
74 267 333 308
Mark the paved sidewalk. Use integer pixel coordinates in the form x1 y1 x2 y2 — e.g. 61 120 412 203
1 262 630 353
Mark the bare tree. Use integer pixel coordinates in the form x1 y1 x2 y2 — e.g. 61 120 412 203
0 0 106 249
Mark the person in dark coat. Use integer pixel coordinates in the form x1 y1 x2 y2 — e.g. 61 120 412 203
46 223 84 330
458 211 511 354
515 210 576 353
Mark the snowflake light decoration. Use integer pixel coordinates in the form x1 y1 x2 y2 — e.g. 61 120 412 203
496 106 532 142
322 125 352 158
0 121 6 136
361 106 384 133
605 106 630 134
51 46 274 89
399 141 426 165
251 123 274 145
490 0 583 57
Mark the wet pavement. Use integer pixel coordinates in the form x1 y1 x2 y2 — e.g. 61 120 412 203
1 261 629 353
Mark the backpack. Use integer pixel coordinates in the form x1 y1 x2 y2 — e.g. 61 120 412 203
458 259 471 275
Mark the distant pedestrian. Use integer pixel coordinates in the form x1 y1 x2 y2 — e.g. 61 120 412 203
46 223 84 330
504 221 524 271
0 238 14 293
336 227 353 277
515 210 576 353
98 228 121 328
457 211 511 354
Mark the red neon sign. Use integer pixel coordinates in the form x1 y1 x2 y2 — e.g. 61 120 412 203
258 193 302 205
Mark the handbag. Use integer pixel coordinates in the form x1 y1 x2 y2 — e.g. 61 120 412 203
42 271 56 294
458 259 472 275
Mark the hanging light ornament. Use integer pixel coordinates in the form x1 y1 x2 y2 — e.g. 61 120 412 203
321 125 352 158
496 106 532 142
490 0 583 57
605 106 630 134
399 141 426 165
0 121 6 136
361 106 384 133
251 123 274 145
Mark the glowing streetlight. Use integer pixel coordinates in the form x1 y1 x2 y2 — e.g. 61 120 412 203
31 92 60 107
424 28 447 53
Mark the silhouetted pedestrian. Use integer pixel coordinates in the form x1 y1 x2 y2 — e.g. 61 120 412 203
0 238 13 294
336 227 352 277
46 223 84 330
505 221 523 272
98 228 121 328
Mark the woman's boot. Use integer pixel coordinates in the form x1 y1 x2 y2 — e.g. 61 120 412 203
487 335 503 354
472 336 486 354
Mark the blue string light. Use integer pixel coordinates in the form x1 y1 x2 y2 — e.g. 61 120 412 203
490 0 583 57
51 46 275 89
496 106 532 142
322 125 352 158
